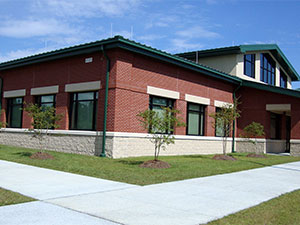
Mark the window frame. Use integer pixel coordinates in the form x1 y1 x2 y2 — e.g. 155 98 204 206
280 70 287 88
244 54 255 78
35 94 56 108
260 53 276 85
6 97 23 128
69 91 98 131
186 102 205 136
149 95 174 134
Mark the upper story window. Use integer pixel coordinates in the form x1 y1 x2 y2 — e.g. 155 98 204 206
70 91 98 131
149 96 174 134
280 70 287 88
186 103 205 136
7 97 23 128
260 53 275 85
244 54 255 78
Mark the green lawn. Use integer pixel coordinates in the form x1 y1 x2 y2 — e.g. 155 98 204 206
0 145 299 185
208 189 300 225
0 188 35 207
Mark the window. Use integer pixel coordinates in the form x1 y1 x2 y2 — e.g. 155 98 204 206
7 97 23 128
36 95 56 109
244 54 255 78
270 113 281 139
149 96 174 134
215 107 224 137
186 103 205 136
280 70 287 88
70 92 98 130
260 53 275 85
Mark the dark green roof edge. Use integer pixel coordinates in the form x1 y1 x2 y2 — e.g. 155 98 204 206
0 35 241 85
242 79 300 98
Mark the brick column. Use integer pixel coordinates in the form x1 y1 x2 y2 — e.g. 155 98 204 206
206 105 215 136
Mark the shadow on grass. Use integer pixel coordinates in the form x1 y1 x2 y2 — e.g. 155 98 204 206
117 160 144 166
13 152 33 157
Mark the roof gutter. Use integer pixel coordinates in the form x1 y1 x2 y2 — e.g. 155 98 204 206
100 45 110 157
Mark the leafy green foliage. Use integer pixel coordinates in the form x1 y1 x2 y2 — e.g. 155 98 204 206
137 107 185 160
23 103 63 152
241 122 265 152
210 99 241 155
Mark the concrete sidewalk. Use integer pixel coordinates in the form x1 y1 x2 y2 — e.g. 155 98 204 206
1 159 300 225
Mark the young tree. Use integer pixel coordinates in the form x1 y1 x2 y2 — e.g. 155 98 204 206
209 100 240 155
24 103 63 152
240 122 265 152
137 107 185 161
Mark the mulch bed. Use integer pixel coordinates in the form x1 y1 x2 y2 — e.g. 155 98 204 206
212 154 237 161
246 153 267 158
30 152 54 160
139 160 171 169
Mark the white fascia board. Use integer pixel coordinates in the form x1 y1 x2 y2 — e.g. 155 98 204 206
147 86 179 99
65 81 101 92
214 100 233 108
185 94 210 105
3 89 26 98
31 85 59 95
266 104 291 111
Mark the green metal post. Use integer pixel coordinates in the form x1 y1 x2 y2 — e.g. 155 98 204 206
100 46 110 157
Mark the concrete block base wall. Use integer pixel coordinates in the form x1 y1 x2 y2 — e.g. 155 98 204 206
236 138 288 154
0 129 233 158
291 140 300 157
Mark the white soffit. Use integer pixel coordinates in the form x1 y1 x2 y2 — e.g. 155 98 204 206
214 100 233 107
3 89 26 98
185 94 210 105
31 85 59 95
65 81 101 92
147 86 180 99
266 104 291 111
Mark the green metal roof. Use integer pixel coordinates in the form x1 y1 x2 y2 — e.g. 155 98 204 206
1 36 300 99
0 35 241 84
177 44 300 81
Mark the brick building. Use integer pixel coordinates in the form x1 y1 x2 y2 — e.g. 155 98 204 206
0 36 299 158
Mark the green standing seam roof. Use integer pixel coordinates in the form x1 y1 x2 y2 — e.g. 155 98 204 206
0 36 300 99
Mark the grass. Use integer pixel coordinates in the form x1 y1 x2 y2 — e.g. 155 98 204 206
0 144 300 185
208 189 300 225
0 188 35 207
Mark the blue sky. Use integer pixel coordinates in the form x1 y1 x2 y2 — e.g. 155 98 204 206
1 0 300 88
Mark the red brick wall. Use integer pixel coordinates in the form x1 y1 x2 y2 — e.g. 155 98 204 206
0 51 107 129
0 48 237 136
111 49 235 135
236 87 300 139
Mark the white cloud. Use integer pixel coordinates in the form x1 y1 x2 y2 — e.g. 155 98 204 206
0 47 54 63
32 0 140 18
138 34 165 41
0 19 78 38
176 26 220 39
168 39 204 53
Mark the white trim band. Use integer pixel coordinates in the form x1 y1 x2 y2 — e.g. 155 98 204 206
31 85 59 95
214 100 233 107
65 81 101 92
147 86 179 99
266 104 291 112
3 89 26 98
185 94 210 105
